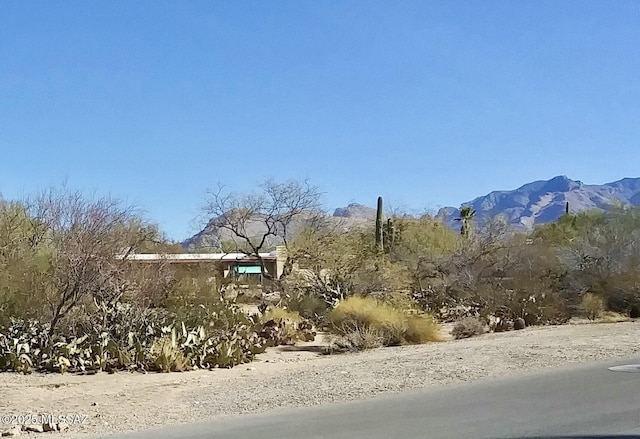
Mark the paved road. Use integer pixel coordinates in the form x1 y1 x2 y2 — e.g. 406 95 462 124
107 357 640 439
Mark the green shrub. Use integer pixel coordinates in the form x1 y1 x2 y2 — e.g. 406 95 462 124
165 271 223 312
451 317 486 339
281 289 330 324
329 296 441 349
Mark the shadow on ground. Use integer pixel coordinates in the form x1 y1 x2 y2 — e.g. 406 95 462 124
275 345 327 353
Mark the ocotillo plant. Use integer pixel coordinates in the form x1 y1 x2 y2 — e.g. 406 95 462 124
375 196 384 253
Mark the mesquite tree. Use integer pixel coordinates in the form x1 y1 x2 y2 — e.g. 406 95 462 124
202 179 323 279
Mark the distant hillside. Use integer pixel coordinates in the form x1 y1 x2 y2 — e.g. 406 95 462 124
183 176 640 248
436 176 640 230
332 203 376 220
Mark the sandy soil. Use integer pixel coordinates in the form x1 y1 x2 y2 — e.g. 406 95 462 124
1 321 639 437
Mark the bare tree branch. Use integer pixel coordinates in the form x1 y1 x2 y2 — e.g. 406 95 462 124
202 179 323 279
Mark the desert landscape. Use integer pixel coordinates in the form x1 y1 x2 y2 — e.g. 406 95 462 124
2 184 640 438
2 320 638 438
3 4 640 438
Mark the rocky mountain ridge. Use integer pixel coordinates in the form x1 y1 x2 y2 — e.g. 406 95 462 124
183 176 640 248
435 175 640 230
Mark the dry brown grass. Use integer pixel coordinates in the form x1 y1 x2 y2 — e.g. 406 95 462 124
329 296 442 349
580 293 605 321
326 324 385 353
261 307 302 324
598 311 630 323
405 314 444 343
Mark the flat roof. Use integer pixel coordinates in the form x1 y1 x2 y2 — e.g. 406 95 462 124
124 252 277 262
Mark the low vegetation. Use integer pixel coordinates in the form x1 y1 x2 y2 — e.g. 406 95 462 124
0 187 313 374
598 311 630 323
2 180 640 371
0 301 275 373
259 307 315 345
288 200 640 336
327 324 385 353
328 296 441 350
451 317 486 339
581 293 605 321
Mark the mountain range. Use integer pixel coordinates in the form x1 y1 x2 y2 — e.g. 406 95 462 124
435 176 640 230
183 176 640 248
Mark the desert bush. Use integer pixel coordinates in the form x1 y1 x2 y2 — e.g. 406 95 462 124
0 189 168 337
329 296 441 348
451 317 486 339
485 287 569 327
330 296 406 345
261 307 301 345
581 293 605 321
377 291 419 313
411 288 483 322
552 208 640 316
280 287 330 324
517 292 569 326
326 324 384 353
262 307 302 324
164 264 224 311
599 311 630 323
288 226 374 301
259 307 316 345
351 260 412 295
405 314 442 343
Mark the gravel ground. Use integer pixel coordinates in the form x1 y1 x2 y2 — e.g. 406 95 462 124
1 321 639 438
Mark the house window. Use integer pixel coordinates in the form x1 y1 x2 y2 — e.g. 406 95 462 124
233 265 264 282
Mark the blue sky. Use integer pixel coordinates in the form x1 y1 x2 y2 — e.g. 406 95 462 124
1 1 639 241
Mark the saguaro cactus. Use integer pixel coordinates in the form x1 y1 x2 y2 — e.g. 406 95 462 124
386 218 395 246
457 206 476 239
565 201 570 215
375 196 384 253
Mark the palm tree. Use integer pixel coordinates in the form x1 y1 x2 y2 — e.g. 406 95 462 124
455 206 476 239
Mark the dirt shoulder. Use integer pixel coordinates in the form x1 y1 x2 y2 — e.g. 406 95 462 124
1 321 639 438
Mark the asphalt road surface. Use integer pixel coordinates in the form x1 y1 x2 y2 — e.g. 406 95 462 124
103 357 640 439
